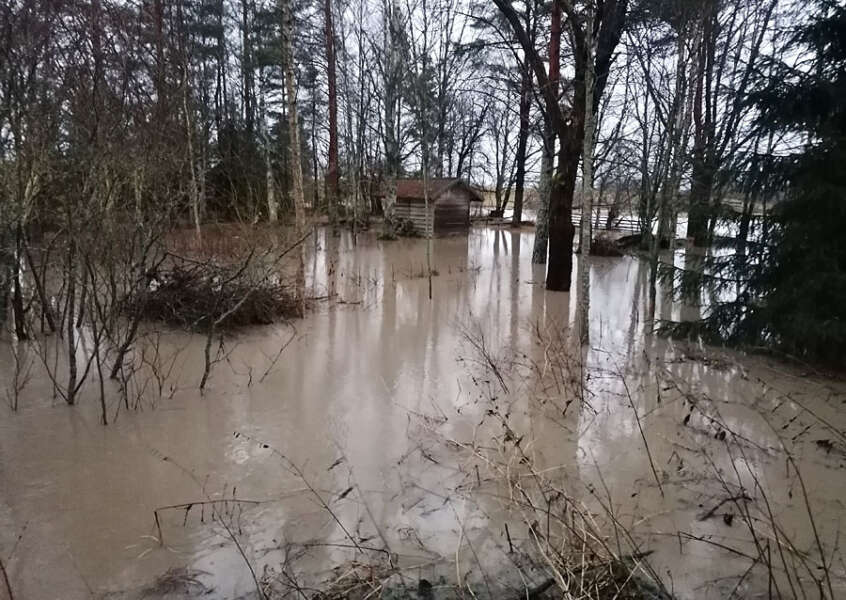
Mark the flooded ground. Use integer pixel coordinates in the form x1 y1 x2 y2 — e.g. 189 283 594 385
1 226 844 599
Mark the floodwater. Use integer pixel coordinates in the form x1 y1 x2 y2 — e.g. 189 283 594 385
1 227 844 599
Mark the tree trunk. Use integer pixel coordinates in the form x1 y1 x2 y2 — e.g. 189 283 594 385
687 159 713 245
65 236 78 406
182 64 203 236
281 0 305 234
0 229 10 329
382 1 401 237
532 124 554 263
422 153 433 299
736 195 753 259
512 61 532 227
241 0 255 138
325 0 339 235
546 119 582 292
649 24 691 323
578 8 596 343
546 173 576 292
11 226 28 340
23 239 55 333
266 134 278 222
531 0 561 264
282 0 306 310
546 64 586 292
686 1 716 246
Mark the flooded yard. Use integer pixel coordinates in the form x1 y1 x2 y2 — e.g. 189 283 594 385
1 227 844 599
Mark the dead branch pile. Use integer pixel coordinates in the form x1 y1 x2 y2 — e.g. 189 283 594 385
128 260 301 331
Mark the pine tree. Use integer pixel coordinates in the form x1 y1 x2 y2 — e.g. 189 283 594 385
749 1 846 364
694 1 846 366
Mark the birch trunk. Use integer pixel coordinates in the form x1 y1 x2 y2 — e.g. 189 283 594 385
532 128 553 264
258 77 278 223
182 69 202 237
512 62 532 227
382 0 401 237
281 0 305 235
648 26 691 326
578 7 596 345
325 0 339 235
282 0 306 309
266 143 278 223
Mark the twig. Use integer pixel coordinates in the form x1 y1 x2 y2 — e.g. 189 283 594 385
259 324 297 383
235 432 363 553
0 557 13 600
617 366 664 497
697 494 752 522
788 454 835 600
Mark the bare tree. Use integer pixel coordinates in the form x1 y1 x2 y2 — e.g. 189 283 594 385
325 0 340 234
494 0 629 291
686 0 777 245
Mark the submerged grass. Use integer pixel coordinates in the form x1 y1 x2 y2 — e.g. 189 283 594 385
126 282 844 600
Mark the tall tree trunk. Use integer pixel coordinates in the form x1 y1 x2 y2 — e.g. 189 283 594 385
548 54 586 292
282 0 306 308
241 0 254 138
182 64 203 236
217 0 230 140
310 71 320 213
532 124 554 263
546 137 580 291
266 139 278 222
261 79 278 222
0 229 10 330
153 0 166 125
531 0 560 264
649 25 690 323
422 153 433 299
65 235 78 406
325 0 339 235
11 225 27 340
512 61 532 227
687 1 716 245
382 1 401 237
578 7 596 343
281 0 305 233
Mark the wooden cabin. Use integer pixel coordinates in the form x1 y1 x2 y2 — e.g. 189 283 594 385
390 178 481 236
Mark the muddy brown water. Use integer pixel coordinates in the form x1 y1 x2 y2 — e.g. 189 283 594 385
1 227 844 599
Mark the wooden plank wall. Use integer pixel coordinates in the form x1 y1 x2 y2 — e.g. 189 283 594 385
394 199 433 235
434 189 470 232
394 189 470 235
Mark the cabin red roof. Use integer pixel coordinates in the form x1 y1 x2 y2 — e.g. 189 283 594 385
391 178 483 202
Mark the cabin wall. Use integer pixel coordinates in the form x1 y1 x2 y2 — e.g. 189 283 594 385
394 199 433 235
434 189 470 232
394 189 471 235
